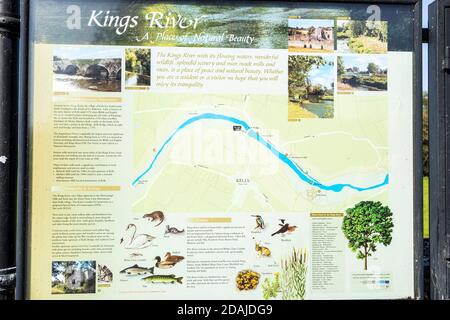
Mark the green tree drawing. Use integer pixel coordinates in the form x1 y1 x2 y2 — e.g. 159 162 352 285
342 201 394 271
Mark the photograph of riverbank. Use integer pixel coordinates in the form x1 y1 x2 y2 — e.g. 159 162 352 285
125 48 151 89
53 47 122 92
288 18 335 53
337 55 388 93
336 20 388 54
288 55 335 120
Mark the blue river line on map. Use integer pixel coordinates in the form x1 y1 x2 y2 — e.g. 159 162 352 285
131 113 389 192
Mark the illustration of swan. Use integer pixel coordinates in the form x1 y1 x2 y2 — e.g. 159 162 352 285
120 224 155 249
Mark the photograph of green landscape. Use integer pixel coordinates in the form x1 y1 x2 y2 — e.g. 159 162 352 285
337 55 388 93
288 55 335 120
125 48 151 89
336 20 388 54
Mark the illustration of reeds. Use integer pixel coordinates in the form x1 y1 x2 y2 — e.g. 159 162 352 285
280 248 307 300
262 248 307 300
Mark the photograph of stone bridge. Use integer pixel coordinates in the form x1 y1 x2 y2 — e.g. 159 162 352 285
53 46 122 92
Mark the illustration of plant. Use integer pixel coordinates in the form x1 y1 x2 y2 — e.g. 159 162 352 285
262 248 307 300
262 273 281 300
342 201 393 271
280 248 307 300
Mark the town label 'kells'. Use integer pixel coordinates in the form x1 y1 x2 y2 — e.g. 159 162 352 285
88 10 208 35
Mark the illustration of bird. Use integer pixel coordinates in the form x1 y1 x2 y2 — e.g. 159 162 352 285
271 219 297 237
154 252 185 269
120 224 155 249
252 215 265 230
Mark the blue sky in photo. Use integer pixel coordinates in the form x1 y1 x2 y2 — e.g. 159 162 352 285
423 0 433 91
309 57 335 88
288 18 334 29
53 46 123 60
336 20 351 28
341 55 388 72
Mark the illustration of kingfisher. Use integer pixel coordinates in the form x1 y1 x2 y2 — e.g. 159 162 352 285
252 215 265 230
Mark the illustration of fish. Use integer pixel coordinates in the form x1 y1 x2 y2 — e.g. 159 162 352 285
143 210 165 227
130 253 143 258
252 215 265 230
271 219 297 237
119 264 154 275
165 225 185 235
142 274 183 284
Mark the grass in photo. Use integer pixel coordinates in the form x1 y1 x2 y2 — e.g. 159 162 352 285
125 48 151 89
288 55 335 120
337 55 388 93
336 20 388 54
52 261 96 294
53 47 122 92
288 18 334 53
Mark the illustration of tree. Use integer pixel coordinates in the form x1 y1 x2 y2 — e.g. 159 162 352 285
342 201 394 271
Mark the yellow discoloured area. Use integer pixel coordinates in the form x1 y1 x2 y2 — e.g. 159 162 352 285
348 36 387 54
288 101 317 120
288 47 334 54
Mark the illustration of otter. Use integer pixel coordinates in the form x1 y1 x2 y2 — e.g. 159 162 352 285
143 210 165 227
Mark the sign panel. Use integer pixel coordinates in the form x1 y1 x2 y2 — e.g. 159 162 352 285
26 0 420 299
429 0 450 300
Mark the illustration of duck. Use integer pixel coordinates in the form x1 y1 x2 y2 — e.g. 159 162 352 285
120 224 155 249
252 215 265 230
154 252 185 269
271 219 297 237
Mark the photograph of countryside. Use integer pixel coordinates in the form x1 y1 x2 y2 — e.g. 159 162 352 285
288 18 334 53
53 47 122 92
336 20 388 54
288 55 335 120
337 55 388 92
125 48 151 88
51 261 96 294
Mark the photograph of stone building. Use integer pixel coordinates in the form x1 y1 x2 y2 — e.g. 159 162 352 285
51 261 96 294
288 18 335 53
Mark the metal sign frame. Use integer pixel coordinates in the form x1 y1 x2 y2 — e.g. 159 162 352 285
0 0 19 300
15 0 423 300
429 0 450 300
